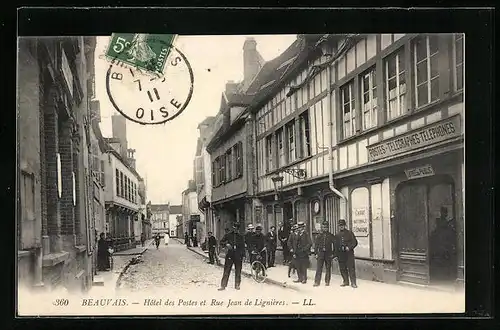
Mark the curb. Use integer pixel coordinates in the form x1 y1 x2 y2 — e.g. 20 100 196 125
186 246 300 292
115 243 153 290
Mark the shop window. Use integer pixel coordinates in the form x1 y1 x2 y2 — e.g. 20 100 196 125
350 187 371 258
384 48 407 120
453 34 464 91
310 200 322 234
286 120 296 162
340 80 356 139
360 67 378 130
413 35 440 108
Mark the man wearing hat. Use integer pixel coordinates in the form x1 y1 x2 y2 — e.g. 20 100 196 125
244 224 255 263
218 222 246 291
333 219 358 288
266 225 278 267
313 221 335 286
278 220 291 264
252 224 267 267
291 221 312 284
287 224 299 277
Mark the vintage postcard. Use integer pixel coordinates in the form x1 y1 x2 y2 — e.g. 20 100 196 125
16 32 466 316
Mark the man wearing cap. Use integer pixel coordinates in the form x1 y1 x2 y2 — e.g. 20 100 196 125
278 221 291 264
292 222 312 284
252 225 267 267
333 219 358 288
266 226 278 267
287 224 299 277
313 221 335 287
244 224 255 263
218 222 245 291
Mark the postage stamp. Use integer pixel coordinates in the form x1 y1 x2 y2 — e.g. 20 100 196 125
105 33 177 76
104 34 194 125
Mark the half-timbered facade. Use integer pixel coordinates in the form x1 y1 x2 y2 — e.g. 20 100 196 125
252 34 464 287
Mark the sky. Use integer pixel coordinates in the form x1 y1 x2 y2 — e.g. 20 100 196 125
94 34 296 205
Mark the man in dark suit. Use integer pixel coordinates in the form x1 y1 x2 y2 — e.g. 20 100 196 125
207 231 218 265
266 226 278 267
218 222 245 291
333 219 358 288
278 221 291 264
292 221 312 284
313 221 335 287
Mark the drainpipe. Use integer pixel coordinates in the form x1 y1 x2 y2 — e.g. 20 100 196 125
324 49 348 219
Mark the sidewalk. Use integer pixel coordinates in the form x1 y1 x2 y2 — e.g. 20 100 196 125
180 239 465 296
90 240 154 295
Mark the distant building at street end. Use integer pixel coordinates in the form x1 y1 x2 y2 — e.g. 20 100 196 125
168 204 182 238
150 203 170 237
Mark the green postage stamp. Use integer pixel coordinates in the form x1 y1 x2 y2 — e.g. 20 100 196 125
105 33 177 75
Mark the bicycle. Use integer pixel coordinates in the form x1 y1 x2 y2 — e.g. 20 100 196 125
250 249 267 283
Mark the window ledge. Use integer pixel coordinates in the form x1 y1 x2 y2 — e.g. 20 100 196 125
355 256 395 264
75 245 87 253
18 250 31 259
42 251 70 267
266 155 313 176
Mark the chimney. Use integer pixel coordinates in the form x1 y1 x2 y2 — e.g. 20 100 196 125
112 113 128 158
243 37 261 84
225 80 239 95
127 148 136 169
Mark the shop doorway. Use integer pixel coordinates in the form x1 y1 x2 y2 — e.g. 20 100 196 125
396 175 457 285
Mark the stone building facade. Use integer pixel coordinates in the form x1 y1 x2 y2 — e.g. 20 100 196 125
17 36 97 292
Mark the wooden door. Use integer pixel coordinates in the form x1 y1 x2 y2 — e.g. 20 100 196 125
397 182 430 284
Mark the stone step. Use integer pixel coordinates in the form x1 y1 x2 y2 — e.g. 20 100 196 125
93 276 105 286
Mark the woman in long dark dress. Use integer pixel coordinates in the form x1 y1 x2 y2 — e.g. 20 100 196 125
97 233 110 271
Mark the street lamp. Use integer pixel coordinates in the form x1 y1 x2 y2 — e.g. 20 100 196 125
271 173 284 198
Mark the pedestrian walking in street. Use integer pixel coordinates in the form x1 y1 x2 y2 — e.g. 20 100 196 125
288 224 299 278
313 221 335 287
97 233 111 271
154 234 161 249
192 228 198 247
244 224 255 263
252 225 267 268
164 232 170 245
266 225 278 267
140 232 146 247
292 222 312 284
218 222 245 291
184 232 189 246
333 219 358 288
278 221 291 264
207 231 218 265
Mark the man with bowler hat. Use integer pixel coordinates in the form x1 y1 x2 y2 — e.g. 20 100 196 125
313 220 335 287
292 221 312 284
244 223 255 263
218 222 245 291
288 224 299 277
266 225 278 267
252 225 267 268
333 219 358 288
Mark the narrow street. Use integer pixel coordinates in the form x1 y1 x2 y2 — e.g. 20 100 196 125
114 240 464 314
118 239 290 296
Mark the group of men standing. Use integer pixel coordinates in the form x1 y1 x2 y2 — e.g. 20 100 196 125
216 218 359 291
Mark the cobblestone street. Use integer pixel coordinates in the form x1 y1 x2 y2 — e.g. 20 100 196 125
118 239 290 296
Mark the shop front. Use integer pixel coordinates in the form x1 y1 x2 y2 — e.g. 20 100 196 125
335 114 464 286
